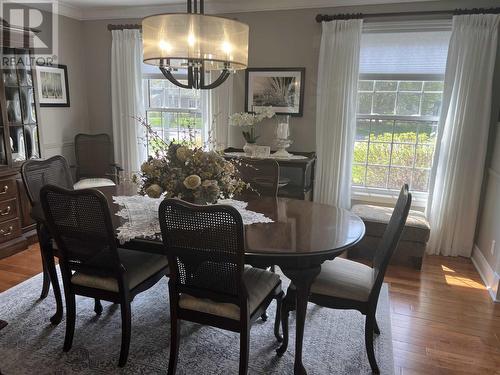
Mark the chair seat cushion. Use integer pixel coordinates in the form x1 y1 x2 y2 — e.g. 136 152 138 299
351 204 430 243
310 257 374 302
179 266 280 320
71 248 168 293
74 178 116 190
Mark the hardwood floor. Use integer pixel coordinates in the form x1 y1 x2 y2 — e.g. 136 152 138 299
0 246 499 374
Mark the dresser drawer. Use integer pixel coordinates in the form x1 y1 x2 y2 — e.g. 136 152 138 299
0 178 17 201
0 218 21 244
0 198 17 223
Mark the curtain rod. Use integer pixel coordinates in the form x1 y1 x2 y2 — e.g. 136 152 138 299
107 24 142 31
316 7 500 22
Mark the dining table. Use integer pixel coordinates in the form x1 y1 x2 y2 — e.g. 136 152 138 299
33 183 365 375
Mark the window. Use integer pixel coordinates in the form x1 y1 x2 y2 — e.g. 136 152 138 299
353 79 443 193
143 78 204 154
352 28 450 199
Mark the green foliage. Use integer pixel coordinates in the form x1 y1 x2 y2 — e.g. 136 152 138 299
352 131 435 191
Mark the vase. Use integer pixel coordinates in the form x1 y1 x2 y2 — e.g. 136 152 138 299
243 142 256 157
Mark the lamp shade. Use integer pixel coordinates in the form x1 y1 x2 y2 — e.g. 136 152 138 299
143 14 249 71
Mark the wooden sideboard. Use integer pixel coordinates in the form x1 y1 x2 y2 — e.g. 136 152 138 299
224 148 316 201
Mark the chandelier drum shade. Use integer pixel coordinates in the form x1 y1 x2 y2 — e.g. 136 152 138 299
142 0 249 90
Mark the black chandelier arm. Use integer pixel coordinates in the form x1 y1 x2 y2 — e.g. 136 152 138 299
159 66 191 89
201 69 231 90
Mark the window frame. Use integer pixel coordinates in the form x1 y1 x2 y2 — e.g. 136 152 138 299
352 73 444 207
143 77 205 153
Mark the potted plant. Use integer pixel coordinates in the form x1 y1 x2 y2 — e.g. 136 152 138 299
229 106 275 156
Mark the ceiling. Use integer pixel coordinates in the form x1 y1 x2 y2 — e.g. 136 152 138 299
57 0 443 20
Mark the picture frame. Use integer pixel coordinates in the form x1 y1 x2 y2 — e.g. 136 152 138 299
35 64 70 107
245 67 305 117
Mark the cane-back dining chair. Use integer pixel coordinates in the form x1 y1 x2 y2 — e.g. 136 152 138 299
158 198 283 375
278 184 411 374
21 155 105 324
73 133 122 188
236 158 280 199
40 185 168 367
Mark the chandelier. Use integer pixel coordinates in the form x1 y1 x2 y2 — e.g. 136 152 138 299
142 0 249 90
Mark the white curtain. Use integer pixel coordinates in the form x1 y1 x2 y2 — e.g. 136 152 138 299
427 14 500 257
111 29 146 174
208 75 234 151
314 20 363 208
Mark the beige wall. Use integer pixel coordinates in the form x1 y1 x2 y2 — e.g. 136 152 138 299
475 37 500 275
39 14 90 165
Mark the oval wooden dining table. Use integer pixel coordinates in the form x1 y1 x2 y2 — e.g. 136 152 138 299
35 183 365 375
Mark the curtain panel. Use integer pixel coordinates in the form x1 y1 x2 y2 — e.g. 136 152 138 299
111 29 146 174
314 19 363 208
427 14 500 257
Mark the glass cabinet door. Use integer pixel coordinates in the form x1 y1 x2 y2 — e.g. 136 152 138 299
1 48 40 164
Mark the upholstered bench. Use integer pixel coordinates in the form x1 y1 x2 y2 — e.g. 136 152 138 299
348 204 430 270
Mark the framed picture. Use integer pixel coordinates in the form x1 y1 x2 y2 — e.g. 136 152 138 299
35 64 70 107
245 67 305 116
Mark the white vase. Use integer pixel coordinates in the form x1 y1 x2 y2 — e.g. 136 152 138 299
243 142 256 156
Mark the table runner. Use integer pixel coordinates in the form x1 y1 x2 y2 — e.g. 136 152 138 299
113 195 274 244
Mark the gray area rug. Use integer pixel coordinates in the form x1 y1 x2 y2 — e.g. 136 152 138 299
0 272 394 374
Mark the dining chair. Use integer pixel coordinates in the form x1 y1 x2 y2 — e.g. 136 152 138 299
235 158 280 199
158 198 284 375
73 133 122 188
40 185 169 367
21 155 103 323
278 184 411 374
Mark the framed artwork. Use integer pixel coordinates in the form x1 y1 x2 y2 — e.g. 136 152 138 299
35 64 70 107
245 67 305 116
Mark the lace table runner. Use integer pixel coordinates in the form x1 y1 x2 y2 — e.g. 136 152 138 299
113 195 274 244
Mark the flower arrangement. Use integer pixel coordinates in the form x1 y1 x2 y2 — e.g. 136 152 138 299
136 117 247 204
229 106 275 144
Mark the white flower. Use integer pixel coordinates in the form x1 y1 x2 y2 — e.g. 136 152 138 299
229 107 275 128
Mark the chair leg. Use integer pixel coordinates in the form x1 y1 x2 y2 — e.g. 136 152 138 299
374 317 380 335
276 299 291 357
239 324 250 375
118 302 131 367
63 293 76 352
94 299 103 315
168 317 180 375
274 292 284 342
39 247 50 299
260 312 268 322
365 315 379 374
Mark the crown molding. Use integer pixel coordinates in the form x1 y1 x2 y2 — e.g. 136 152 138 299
57 0 440 21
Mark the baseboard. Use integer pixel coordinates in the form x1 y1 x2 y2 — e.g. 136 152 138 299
472 245 500 302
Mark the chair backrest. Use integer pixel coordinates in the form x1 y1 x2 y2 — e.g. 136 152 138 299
21 155 74 206
74 133 114 180
40 185 123 289
158 198 246 306
369 184 411 304
236 158 280 198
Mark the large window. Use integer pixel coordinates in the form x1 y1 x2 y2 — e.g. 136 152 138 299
352 27 450 199
143 79 203 154
353 79 443 192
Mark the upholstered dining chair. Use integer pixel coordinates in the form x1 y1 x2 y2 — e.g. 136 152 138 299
278 184 412 374
21 155 103 323
73 133 122 189
40 185 168 367
158 198 284 375
235 158 280 199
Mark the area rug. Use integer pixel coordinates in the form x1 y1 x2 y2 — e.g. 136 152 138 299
0 272 394 374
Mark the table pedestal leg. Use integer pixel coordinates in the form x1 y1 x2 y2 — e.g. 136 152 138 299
280 266 321 375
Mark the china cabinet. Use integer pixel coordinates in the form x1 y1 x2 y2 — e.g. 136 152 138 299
0 21 41 258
